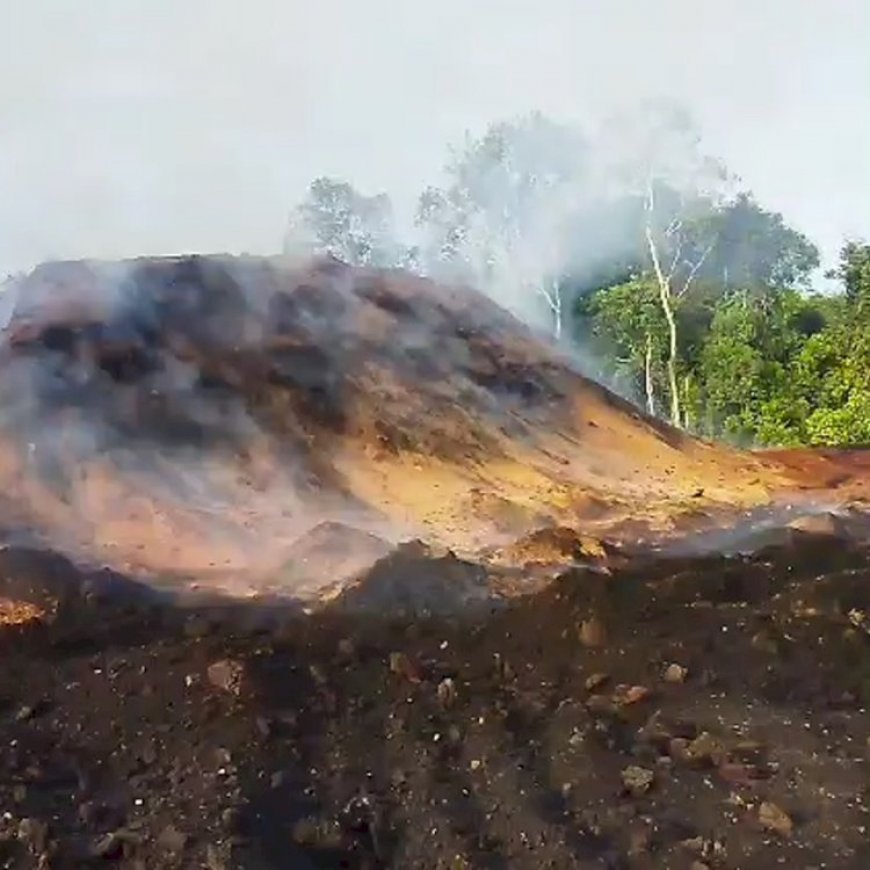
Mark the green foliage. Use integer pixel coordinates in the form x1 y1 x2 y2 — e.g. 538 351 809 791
696 193 820 291
578 278 669 407
579 242 870 448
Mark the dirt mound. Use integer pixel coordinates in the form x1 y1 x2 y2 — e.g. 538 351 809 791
486 525 612 567
0 254 866 602
263 522 394 602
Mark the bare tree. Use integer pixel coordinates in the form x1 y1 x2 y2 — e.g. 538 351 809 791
644 183 714 426
643 331 656 416
538 278 563 341
598 101 728 427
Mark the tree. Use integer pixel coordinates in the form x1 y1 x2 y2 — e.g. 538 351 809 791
416 113 587 340
285 177 406 268
579 278 669 415
828 240 870 308
594 103 731 426
582 105 820 429
797 242 870 445
694 193 819 291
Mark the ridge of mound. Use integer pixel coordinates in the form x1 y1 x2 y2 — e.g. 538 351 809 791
0 254 862 601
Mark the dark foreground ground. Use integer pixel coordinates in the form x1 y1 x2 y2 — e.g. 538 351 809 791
0 531 869 869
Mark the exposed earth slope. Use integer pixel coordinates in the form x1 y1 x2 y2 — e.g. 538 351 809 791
0 254 863 603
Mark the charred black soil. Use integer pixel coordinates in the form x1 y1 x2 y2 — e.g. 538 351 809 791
1 531 869 869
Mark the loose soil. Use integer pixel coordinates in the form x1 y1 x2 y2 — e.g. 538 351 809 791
1 529 869 869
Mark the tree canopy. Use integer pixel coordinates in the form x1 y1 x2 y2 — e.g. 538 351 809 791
285 106 870 448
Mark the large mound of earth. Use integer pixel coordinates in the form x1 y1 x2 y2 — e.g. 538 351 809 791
0 254 866 603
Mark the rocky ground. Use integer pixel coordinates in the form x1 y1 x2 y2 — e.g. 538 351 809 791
1 530 870 869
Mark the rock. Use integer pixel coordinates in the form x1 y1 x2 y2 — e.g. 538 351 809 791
621 765 654 797
14 700 48 721
663 663 688 683
12 784 27 803
679 836 708 855
271 771 285 789
578 617 607 648
585 672 610 692
437 677 457 708
206 659 245 696
613 684 651 706
684 732 726 767
788 512 842 536
758 801 792 836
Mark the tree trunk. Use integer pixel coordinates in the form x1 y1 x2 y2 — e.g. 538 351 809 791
644 333 656 416
645 226 682 428
552 287 562 341
682 374 692 429
539 280 562 342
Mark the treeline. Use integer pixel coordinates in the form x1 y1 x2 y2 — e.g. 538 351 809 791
284 105 870 447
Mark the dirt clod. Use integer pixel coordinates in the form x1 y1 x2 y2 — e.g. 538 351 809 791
578 617 607 647
758 800 793 836
585 672 610 692
664 662 688 683
684 731 727 767
206 659 245 696
622 765 655 797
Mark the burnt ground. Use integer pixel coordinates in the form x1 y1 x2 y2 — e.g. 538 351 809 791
0 532 869 869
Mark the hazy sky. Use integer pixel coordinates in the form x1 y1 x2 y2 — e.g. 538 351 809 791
2 0 868 277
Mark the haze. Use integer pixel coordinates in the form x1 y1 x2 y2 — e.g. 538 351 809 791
1 0 868 278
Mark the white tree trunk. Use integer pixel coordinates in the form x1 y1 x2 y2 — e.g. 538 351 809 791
645 225 682 428
551 287 562 341
644 333 656 416
538 280 563 342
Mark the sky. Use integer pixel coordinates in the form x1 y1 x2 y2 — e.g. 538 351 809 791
1 0 868 279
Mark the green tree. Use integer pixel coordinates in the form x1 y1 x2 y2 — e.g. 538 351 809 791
579 278 669 415
796 242 870 445
691 193 819 292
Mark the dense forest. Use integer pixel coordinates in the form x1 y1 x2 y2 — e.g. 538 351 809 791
283 105 870 448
